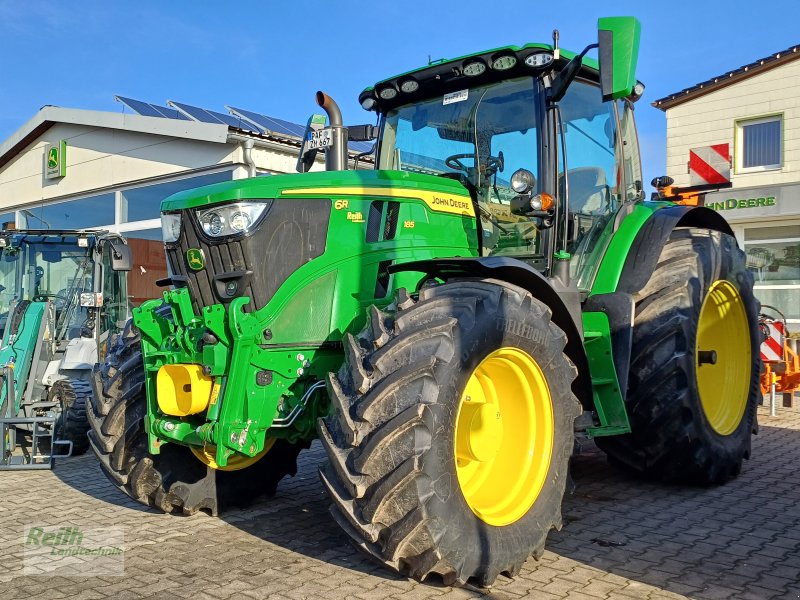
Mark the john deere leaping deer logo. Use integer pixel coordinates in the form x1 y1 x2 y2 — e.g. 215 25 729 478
47 147 59 170
186 248 205 271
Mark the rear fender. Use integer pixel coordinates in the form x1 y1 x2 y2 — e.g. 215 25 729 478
389 256 593 409
616 205 733 295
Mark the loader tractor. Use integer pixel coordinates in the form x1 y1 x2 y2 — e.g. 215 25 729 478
0 229 132 469
89 17 760 586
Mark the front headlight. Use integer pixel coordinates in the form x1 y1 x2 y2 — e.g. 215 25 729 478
196 202 270 238
162 213 182 243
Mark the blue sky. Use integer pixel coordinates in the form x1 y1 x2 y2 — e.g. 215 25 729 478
1 0 798 187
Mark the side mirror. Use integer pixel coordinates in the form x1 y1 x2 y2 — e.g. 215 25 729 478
597 16 641 101
110 242 132 272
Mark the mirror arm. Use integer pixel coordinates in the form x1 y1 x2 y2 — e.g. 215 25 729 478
548 43 598 104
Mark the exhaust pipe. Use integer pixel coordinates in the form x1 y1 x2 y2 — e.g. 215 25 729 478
316 91 348 171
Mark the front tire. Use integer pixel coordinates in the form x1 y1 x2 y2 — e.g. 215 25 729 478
596 228 760 483
318 281 581 586
88 319 305 515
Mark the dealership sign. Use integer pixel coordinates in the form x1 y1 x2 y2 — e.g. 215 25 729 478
44 140 67 179
707 196 776 211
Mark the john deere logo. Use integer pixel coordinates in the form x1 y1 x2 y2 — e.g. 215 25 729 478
186 248 205 271
47 148 59 169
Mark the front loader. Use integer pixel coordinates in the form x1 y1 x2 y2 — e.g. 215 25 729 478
89 17 760 586
0 229 131 469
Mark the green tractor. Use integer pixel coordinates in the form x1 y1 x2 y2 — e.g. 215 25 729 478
89 17 760 585
0 229 131 469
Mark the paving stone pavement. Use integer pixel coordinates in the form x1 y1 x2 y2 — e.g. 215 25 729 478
1 405 798 600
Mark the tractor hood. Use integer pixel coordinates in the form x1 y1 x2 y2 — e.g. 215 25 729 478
160 170 472 212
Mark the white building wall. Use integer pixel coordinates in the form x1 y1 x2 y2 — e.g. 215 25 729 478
664 58 800 189
0 123 241 210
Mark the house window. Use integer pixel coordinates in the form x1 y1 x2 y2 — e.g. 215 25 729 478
736 115 782 172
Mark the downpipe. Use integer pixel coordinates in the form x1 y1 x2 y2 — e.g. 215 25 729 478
316 91 349 171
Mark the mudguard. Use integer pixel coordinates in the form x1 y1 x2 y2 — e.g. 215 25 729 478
616 205 734 295
389 256 594 408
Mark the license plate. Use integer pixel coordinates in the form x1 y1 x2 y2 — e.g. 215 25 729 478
307 128 333 150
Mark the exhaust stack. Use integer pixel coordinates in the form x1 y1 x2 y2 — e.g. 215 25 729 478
316 91 348 171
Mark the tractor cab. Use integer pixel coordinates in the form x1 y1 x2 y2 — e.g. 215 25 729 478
0 230 130 344
302 17 644 292
0 229 132 470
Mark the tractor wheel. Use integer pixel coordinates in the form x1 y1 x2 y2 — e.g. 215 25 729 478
52 378 92 455
319 280 581 586
88 318 305 515
596 228 760 483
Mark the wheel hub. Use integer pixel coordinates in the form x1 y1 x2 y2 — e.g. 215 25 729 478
696 280 751 435
454 347 554 527
456 402 503 463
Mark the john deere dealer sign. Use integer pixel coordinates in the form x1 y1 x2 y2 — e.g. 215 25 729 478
707 196 776 211
703 184 800 222
44 140 67 179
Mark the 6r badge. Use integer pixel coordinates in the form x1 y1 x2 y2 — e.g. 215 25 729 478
186 248 205 271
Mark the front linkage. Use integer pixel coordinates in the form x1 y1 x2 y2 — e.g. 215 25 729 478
134 288 331 468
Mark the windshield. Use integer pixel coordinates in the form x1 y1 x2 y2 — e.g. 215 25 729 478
0 240 94 340
378 77 546 262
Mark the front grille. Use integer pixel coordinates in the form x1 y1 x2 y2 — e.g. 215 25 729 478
166 199 331 313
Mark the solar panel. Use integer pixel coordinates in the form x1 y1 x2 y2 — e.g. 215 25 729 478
349 141 375 154
115 96 189 120
168 101 264 133
227 106 307 138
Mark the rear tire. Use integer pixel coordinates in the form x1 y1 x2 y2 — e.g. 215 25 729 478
318 281 581 586
596 229 760 483
88 318 305 515
52 378 92 456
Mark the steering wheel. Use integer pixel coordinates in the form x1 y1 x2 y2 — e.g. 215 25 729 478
33 292 71 310
445 153 475 172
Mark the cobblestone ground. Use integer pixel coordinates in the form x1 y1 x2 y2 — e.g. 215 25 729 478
1 405 798 600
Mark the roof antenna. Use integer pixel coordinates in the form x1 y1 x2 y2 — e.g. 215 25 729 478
552 29 560 60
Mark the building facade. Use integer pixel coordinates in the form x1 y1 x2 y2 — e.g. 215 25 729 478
654 46 800 324
0 103 336 305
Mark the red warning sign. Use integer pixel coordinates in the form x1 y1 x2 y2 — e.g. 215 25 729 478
689 144 730 186
761 321 785 363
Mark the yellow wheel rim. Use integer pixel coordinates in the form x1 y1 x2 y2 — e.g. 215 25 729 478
454 347 554 527
190 437 276 471
696 280 751 435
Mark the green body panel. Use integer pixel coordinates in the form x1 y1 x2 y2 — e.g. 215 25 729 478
0 302 45 414
590 202 671 295
580 201 673 435
138 172 479 466
161 169 476 211
581 311 630 438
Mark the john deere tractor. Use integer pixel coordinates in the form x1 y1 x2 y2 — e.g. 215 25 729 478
89 17 760 586
0 229 131 469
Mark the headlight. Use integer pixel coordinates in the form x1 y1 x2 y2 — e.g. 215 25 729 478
511 168 536 194
161 213 182 243
196 202 270 238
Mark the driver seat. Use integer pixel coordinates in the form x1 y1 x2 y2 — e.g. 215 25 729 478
561 167 610 215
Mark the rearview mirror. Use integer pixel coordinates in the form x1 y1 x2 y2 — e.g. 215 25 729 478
110 242 132 272
597 16 641 101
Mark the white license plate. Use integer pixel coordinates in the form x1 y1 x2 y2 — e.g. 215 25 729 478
307 128 333 150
